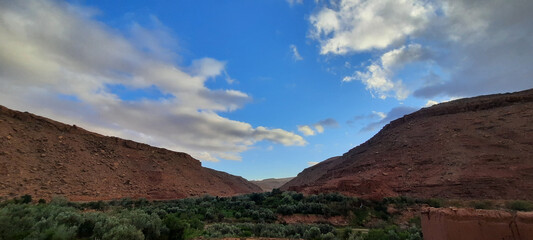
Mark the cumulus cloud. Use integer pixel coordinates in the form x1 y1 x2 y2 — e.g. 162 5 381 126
310 0 433 54
0 0 306 162
290 44 303 61
298 118 339 135
361 106 418 132
343 44 431 100
298 125 316 136
311 0 533 100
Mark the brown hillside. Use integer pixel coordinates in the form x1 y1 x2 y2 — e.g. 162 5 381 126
250 177 294 192
0 105 261 201
282 89 533 200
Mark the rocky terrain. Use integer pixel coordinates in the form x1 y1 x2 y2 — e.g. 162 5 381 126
250 177 294 192
0 105 261 201
282 89 533 200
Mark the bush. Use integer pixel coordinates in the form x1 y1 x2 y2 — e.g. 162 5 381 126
426 198 443 208
103 224 144 240
162 214 188 240
304 226 321 240
470 200 493 210
507 200 533 211
20 194 32 204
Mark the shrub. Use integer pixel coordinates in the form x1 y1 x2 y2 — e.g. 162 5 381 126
507 200 533 211
426 198 443 208
304 226 321 240
470 200 493 210
103 224 144 240
162 214 188 240
20 194 32 204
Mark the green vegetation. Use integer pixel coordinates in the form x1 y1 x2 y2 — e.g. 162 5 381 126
0 192 432 240
506 200 533 211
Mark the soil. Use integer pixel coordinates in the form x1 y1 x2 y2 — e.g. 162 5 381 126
0 105 261 201
282 89 533 200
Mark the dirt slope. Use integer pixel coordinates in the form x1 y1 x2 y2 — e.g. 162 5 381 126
250 177 294 192
0 105 261 201
282 89 533 200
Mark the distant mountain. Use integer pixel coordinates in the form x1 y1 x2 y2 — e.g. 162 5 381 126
250 177 294 192
282 89 533 200
0 105 261 201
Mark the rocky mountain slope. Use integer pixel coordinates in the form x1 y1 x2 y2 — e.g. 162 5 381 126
250 177 294 192
282 89 533 200
0 105 261 201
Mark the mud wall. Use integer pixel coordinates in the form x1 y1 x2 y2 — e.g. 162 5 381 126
421 207 533 240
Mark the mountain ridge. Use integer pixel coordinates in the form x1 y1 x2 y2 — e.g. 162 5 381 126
0 105 261 201
282 89 533 200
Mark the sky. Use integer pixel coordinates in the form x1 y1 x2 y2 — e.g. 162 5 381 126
1 0 532 180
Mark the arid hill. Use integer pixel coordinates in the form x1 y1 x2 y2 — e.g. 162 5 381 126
0 105 261 201
282 89 533 200
250 177 294 192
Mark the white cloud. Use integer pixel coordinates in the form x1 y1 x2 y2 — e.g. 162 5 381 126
298 125 316 136
312 0 533 100
308 161 319 166
425 100 438 107
314 124 325 133
0 0 306 162
299 118 339 136
310 0 434 54
344 44 430 100
290 44 303 61
372 111 386 120
362 106 418 132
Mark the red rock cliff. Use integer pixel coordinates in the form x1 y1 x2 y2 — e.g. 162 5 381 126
282 89 533 200
0 105 261 201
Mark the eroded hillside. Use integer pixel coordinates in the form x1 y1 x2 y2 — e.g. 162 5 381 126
282 89 533 200
0 105 261 201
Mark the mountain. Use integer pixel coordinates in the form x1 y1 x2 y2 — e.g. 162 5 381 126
250 177 294 192
282 89 533 200
0 105 261 201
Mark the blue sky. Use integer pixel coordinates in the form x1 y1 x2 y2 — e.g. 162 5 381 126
1 0 532 180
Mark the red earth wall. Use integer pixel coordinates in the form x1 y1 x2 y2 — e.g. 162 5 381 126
421 207 533 240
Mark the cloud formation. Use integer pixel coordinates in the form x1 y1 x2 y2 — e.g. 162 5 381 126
310 0 433 54
360 106 418 132
298 118 339 136
343 44 430 99
290 44 304 61
0 0 306 162
311 0 533 100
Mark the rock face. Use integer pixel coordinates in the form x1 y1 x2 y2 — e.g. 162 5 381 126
282 89 533 200
421 207 533 240
250 177 294 192
0 105 261 201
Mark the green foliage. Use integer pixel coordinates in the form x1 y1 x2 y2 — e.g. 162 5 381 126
507 200 533 211
20 194 32 204
470 200 493 210
425 198 443 208
0 192 429 240
103 224 144 240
